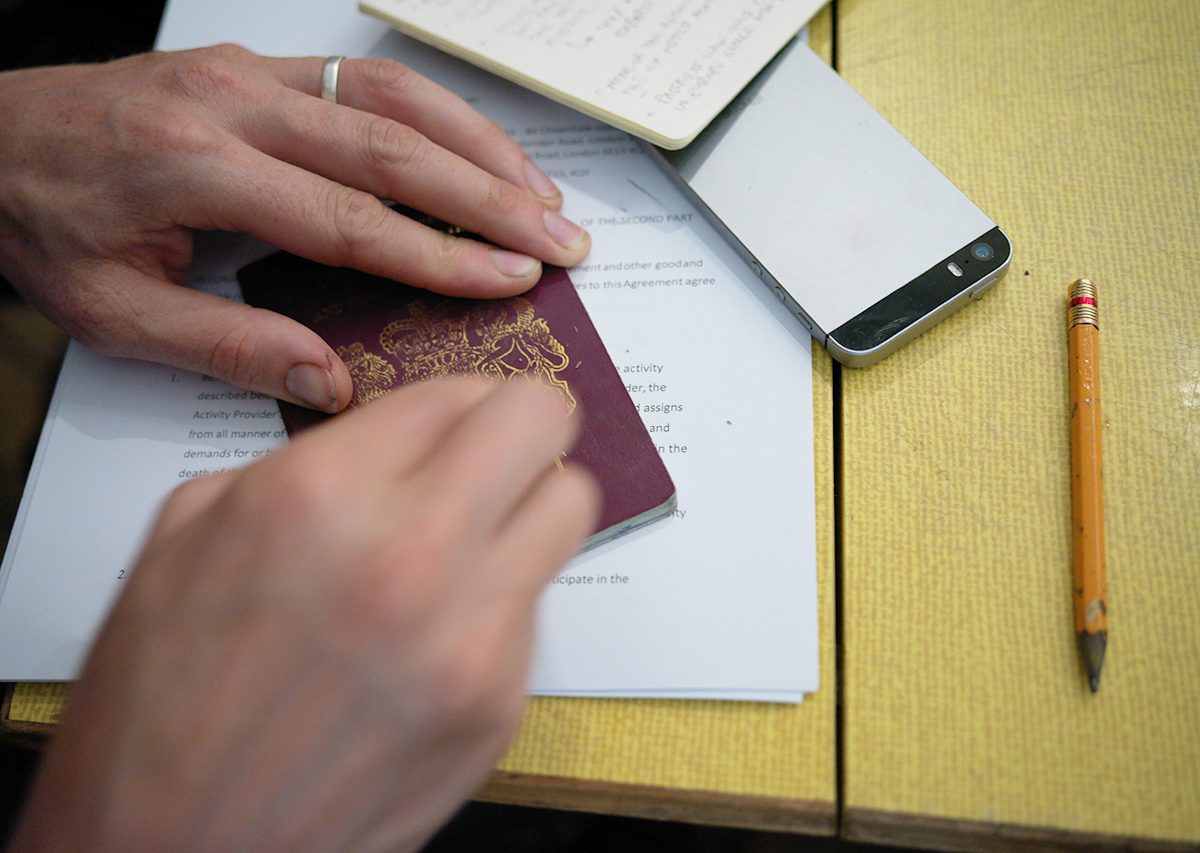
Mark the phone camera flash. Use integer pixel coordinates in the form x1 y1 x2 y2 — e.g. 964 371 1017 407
948 262 964 277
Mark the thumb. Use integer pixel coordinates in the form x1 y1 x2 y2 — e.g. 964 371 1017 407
86 269 353 412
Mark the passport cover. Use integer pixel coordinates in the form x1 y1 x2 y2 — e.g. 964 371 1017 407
238 252 676 550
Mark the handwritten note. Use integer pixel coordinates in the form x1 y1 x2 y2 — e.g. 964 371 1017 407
360 0 825 147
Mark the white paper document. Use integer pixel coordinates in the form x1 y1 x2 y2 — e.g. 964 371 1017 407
0 31 818 701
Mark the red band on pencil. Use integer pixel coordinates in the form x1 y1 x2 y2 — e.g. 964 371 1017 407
1071 296 1098 307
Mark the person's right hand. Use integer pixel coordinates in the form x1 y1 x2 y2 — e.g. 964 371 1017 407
0 46 591 413
8 376 600 853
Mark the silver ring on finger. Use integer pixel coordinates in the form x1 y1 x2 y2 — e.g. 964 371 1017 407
321 55 345 104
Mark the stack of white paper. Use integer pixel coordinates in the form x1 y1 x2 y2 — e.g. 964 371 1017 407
0 20 818 702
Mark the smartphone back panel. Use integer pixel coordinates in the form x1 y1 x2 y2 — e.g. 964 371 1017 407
647 38 1010 365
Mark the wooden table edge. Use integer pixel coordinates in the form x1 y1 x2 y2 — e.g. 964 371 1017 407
0 684 54 748
843 808 1200 853
3 686 837 836
478 771 837 835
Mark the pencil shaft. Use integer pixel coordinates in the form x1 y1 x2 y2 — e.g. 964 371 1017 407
1068 280 1106 690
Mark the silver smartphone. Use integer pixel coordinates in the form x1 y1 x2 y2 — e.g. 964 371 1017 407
644 37 1011 366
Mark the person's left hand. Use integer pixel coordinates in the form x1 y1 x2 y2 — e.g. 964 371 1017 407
0 46 591 412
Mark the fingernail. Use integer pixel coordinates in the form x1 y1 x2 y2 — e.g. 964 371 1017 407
543 208 588 250
524 158 561 200
489 248 541 278
286 363 338 412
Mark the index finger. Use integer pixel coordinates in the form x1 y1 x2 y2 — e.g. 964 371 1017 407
409 379 581 544
296 376 499 479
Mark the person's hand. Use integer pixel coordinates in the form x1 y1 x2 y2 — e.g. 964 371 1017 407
0 45 591 412
8 376 600 853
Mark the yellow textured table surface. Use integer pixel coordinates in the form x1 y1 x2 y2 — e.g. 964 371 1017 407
7 682 66 726
839 0 1200 846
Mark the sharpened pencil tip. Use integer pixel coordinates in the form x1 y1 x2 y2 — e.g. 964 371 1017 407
1079 631 1106 694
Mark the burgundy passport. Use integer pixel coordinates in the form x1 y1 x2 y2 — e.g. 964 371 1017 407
238 252 676 550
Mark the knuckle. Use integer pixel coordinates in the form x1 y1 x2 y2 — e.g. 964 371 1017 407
120 102 226 161
356 57 419 101
422 228 476 279
200 42 255 64
384 515 460 596
477 177 527 220
234 451 344 533
323 187 390 267
159 49 256 105
464 118 514 161
397 516 459 577
362 116 425 172
330 516 459 638
59 281 143 356
204 323 261 388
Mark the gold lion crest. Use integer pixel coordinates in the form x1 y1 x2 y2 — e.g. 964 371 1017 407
339 297 576 411
335 342 397 405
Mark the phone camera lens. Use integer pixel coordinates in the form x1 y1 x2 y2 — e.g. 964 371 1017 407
970 242 995 262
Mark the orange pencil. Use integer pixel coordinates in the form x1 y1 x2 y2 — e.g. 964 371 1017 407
1067 279 1107 692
